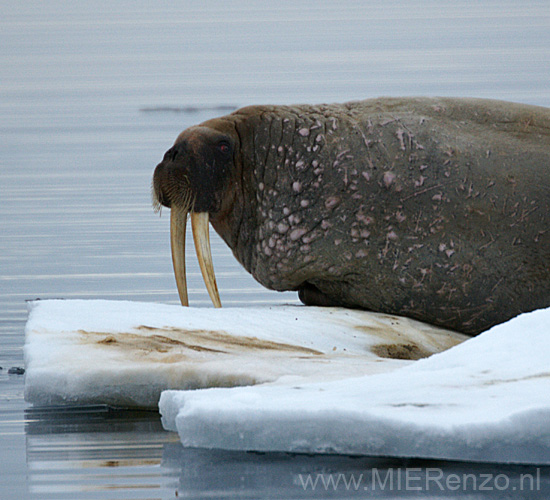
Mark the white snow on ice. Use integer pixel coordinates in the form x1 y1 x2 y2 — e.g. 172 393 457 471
161 308 550 464
24 300 550 463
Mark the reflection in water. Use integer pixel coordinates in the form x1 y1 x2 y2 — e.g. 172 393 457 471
25 406 550 499
26 407 179 499
166 447 550 499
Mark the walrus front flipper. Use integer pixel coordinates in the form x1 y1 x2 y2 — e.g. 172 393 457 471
298 283 343 308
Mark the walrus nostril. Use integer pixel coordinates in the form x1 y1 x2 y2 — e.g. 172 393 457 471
163 144 184 163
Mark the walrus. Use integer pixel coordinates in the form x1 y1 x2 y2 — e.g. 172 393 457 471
152 97 550 335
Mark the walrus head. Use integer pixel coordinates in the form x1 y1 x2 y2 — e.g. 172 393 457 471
152 122 241 308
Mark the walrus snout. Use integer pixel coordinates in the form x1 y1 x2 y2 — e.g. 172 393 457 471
152 162 173 209
152 154 195 212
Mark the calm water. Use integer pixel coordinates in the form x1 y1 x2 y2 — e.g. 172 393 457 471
1 1 550 498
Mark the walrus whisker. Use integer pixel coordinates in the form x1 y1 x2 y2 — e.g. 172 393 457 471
151 180 162 215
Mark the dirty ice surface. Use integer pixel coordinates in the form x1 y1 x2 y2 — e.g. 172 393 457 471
24 299 465 408
24 300 550 464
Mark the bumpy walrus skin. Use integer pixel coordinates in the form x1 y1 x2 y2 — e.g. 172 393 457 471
153 97 550 335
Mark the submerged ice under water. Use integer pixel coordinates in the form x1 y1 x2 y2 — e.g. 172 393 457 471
2 0 550 498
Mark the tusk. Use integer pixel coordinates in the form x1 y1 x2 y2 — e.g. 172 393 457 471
170 206 189 306
191 212 222 308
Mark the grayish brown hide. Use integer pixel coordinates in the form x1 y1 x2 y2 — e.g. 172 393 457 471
154 97 550 335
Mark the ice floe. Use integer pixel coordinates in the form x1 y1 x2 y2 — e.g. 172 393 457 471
24 299 550 463
24 299 463 408
160 308 550 464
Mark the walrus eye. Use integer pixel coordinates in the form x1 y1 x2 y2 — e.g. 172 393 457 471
218 141 231 155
